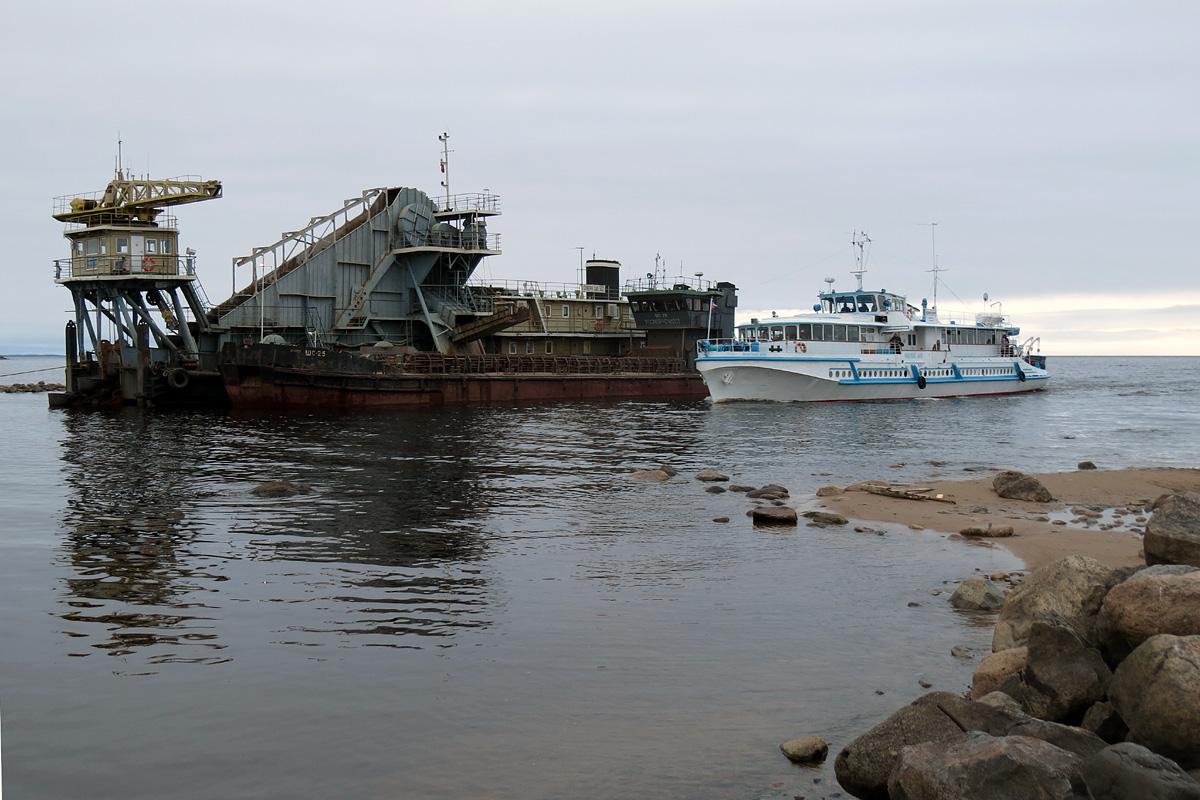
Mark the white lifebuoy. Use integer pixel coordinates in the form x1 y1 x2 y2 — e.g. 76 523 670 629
794 342 807 353
906 308 914 320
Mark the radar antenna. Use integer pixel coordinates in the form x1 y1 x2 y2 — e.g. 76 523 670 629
438 132 453 211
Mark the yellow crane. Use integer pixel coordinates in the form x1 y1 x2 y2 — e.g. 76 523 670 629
54 176 222 224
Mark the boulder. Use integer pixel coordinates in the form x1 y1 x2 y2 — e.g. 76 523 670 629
1078 461 1098 470
1080 701 1129 744
695 470 729 482
752 506 797 526
1004 616 1112 723
887 731 1088 800
834 692 1023 800
993 470 1054 503
1145 493 1200 567
991 555 1123 652
1107 635 1200 769
705 485 727 494
1080 742 1200 800
970 647 1028 699
780 735 829 764
250 480 311 498
815 485 843 497
949 577 1006 611
1103 571 1200 646
802 511 848 526
1003 717 1106 758
657 463 678 476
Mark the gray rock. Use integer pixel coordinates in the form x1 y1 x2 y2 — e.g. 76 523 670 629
976 691 1024 712
1080 701 1129 745
992 555 1124 652
1145 493 1200 567
728 484 756 493
657 463 678 476
949 577 1006 611
695 470 729 482
1108 635 1200 769
834 692 1023 799
1004 717 1106 757
752 506 797 526
704 485 727 494
961 525 1015 537
250 480 311 498
780 735 829 764
887 731 1088 800
1078 461 1098 470
1005 616 1112 723
815 485 843 497
802 511 848 526
1081 742 1200 800
993 470 1054 503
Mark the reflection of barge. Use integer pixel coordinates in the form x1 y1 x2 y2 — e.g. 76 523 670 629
50 142 736 408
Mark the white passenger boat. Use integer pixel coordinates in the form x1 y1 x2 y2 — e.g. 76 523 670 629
695 238 1048 403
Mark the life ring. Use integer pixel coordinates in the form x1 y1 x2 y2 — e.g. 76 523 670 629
167 367 190 389
143 257 157 272
917 374 927 390
1018 370 1026 382
594 319 605 331
906 308 914 320
794 342 807 353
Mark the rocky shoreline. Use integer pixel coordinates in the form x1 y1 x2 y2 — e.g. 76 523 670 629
826 475 1200 799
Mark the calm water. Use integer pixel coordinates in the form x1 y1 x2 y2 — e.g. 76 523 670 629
2 356 1198 799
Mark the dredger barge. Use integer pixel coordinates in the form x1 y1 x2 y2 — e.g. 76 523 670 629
49 153 736 409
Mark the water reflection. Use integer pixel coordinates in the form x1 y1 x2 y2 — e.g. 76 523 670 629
56 407 500 665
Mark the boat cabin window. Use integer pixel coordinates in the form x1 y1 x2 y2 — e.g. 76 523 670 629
785 325 797 339
116 237 129 254
797 323 811 339
562 305 569 317
846 326 860 342
757 327 769 341
857 295 877 312
771 326 784 341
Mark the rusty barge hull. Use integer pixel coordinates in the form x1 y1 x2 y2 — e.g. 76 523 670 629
220 343 707 409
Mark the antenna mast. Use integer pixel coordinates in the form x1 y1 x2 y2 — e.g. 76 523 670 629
850 230 870 291
924 222 946 311
438 132 453 211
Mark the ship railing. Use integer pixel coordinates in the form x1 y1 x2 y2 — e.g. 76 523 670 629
396 353 688 376
624 275 717 293
58 213 180 233
419 229 502 251
468 279 621 299
434 193 501 214
53 254 197 279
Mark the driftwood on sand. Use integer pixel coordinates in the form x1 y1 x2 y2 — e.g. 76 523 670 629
862 484 957 504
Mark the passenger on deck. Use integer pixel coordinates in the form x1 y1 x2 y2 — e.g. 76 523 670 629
933 339 940 351
889 333 903 353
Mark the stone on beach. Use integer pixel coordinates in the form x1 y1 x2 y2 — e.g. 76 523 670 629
695 470 729 482
1107 634 1200 770
815 485 842 497
1001 616 1113 724
780 735 828 764
1103 570 1200 645
1079 742 1200 800
970 647 1028 699
802 511 847 526
948 577 1006 610
960 524 1015 537
1144 492 1200 567
887 731 1089 800
991 555 1123 652
752 506 797 526
992 470 1054 502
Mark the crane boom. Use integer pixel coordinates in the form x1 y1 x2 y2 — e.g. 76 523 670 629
54 177 222 224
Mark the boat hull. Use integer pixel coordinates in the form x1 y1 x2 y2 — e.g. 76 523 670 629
220 344 708 409
697 356 1048 403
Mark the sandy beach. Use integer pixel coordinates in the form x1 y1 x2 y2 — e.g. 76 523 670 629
818 467 1200 570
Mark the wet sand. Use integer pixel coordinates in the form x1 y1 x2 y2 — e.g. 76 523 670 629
818 468 1200 570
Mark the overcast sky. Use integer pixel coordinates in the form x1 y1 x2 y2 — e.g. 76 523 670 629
3 0 1197 354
